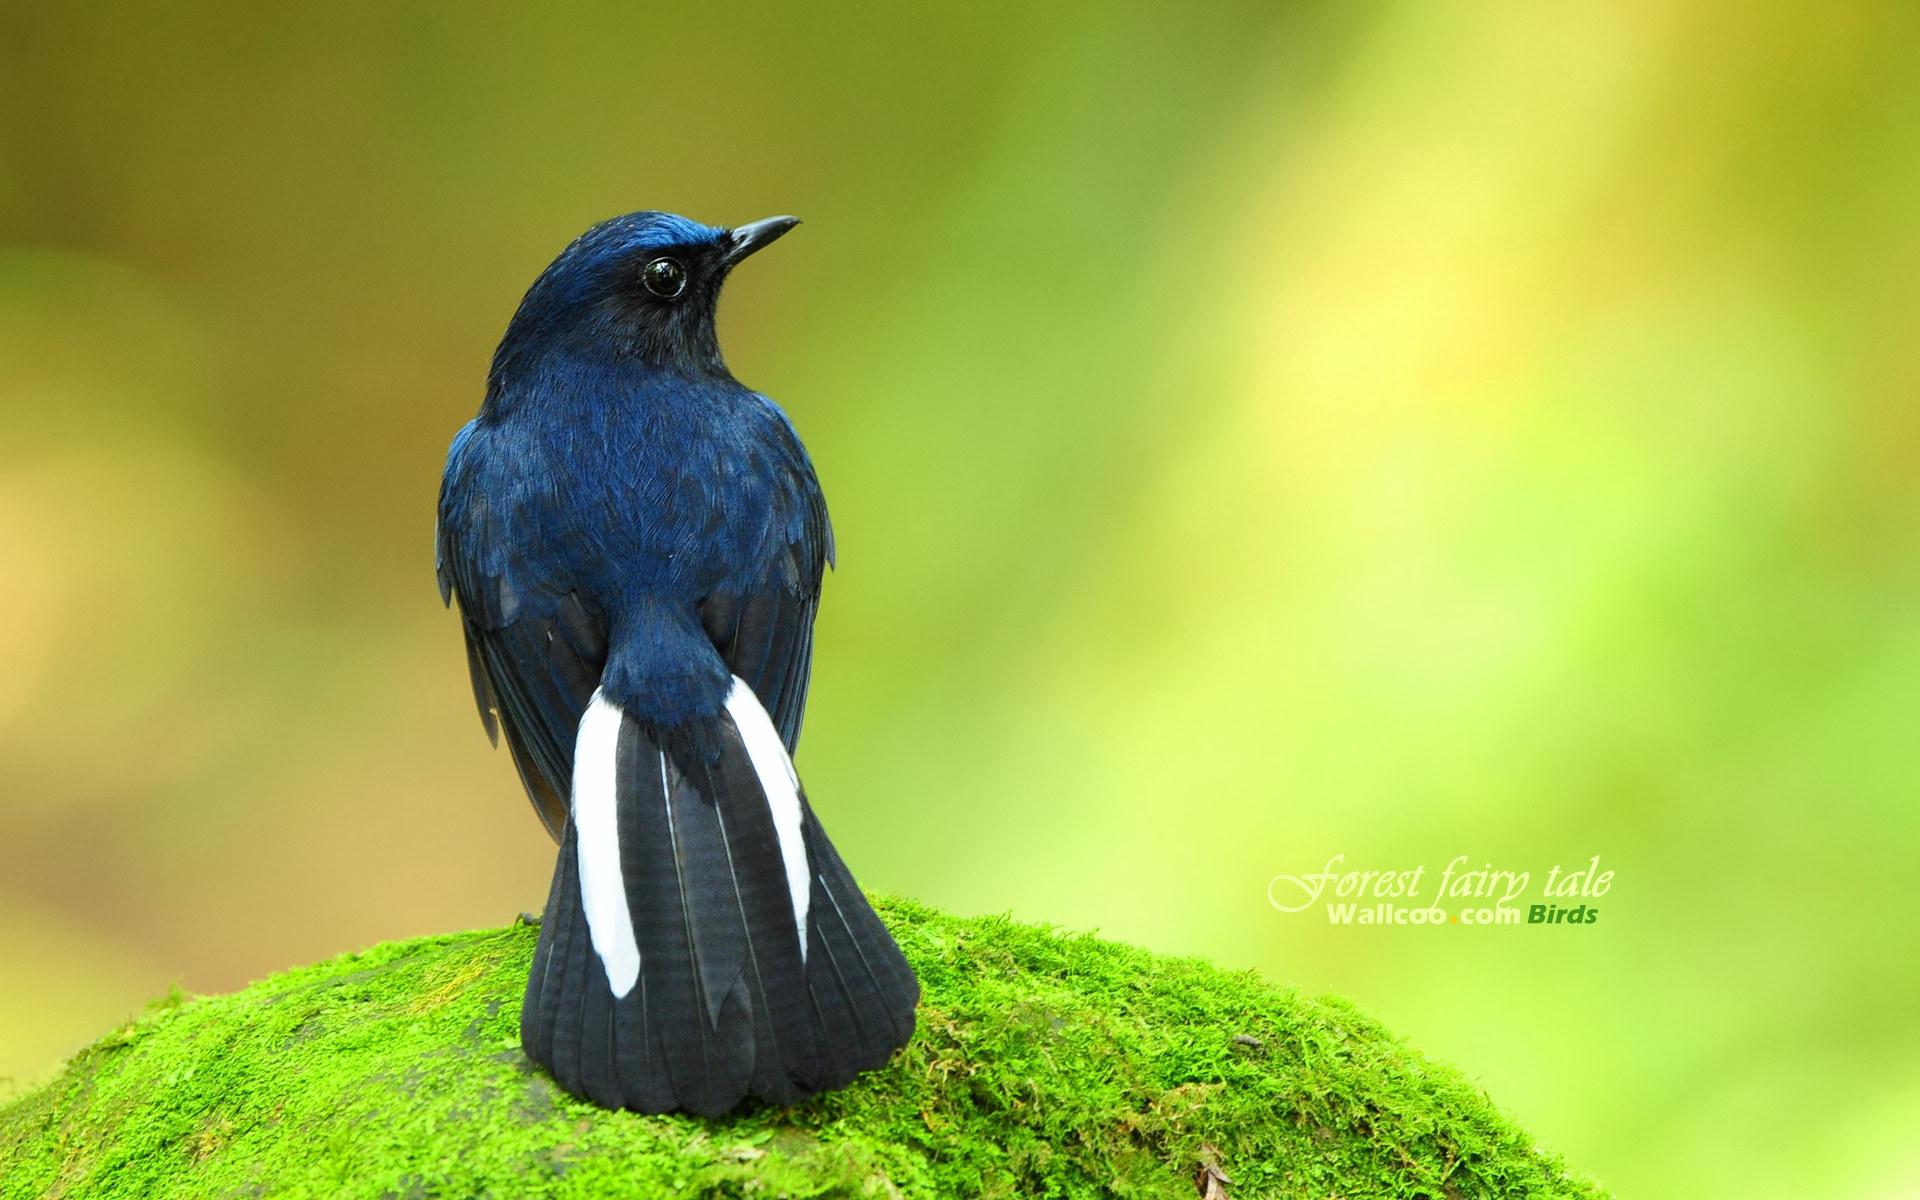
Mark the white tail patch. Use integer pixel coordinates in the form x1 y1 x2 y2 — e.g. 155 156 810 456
724 676 811 960
573 689 641 997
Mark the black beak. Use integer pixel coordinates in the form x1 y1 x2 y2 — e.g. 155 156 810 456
724 215 800 265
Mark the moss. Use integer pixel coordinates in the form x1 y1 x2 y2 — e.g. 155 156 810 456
0 897 1604 1199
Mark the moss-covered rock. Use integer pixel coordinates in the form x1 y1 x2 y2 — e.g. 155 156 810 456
0 897 1603 1199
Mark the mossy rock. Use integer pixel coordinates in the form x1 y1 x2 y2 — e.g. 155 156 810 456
0 896 1603 1198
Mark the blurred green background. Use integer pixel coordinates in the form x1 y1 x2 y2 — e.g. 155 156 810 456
3 3 1918 1195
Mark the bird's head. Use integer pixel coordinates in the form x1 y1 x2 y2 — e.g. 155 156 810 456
488 210 799 392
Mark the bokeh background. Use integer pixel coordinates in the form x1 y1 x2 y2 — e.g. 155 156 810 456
3 3 1917 1195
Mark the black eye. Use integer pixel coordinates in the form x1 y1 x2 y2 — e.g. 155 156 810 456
641 256 687 299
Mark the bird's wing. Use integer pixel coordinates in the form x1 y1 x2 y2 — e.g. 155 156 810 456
437 424 606 841
698 401 833 755
698 547 818 755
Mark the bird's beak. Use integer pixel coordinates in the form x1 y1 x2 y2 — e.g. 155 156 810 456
724 215 800 266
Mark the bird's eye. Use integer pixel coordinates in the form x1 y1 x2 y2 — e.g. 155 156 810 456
641 256 687 299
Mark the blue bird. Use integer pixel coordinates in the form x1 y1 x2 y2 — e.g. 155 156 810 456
435 212 918 1115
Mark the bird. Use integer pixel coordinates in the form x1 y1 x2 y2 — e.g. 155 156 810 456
434 211 919 1116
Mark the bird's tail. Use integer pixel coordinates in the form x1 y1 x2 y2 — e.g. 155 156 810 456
520 678 918 1116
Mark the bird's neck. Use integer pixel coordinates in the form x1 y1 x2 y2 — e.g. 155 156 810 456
482 337 735 422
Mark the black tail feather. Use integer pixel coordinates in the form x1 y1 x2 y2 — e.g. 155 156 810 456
520 702 916 1115
803 811 920 1083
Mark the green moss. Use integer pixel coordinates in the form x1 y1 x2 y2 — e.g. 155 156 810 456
0 898 1603 1199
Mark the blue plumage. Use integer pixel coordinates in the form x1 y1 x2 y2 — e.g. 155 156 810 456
436 212 915 1115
